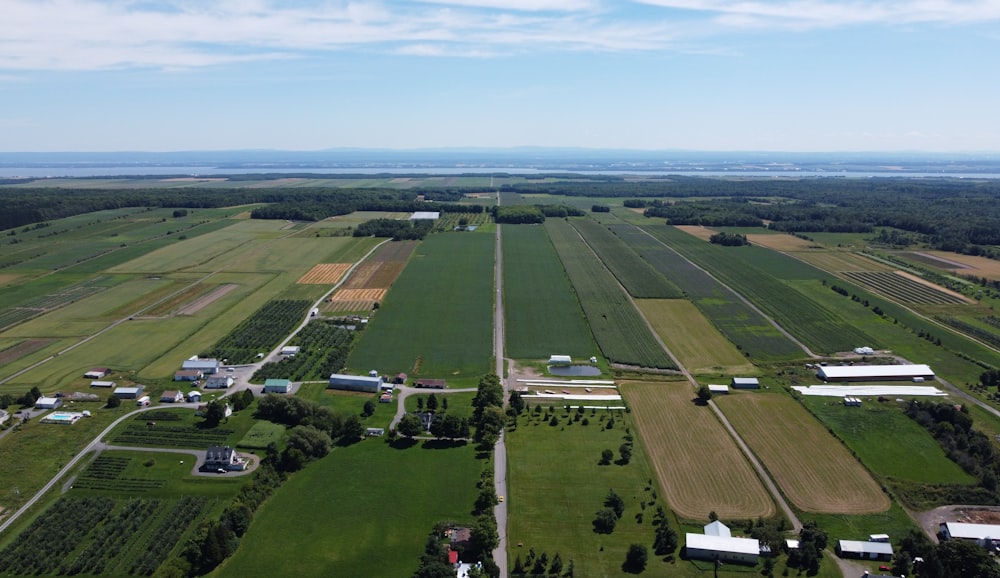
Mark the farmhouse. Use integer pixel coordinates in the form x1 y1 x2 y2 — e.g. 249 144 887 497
160 390 184 403
816 364 935 382
731 377 760 389
34 397 63 410
113 386 144 399
548 355 572 366
182 357 220 374
84 368 111 379
280 346 300 356
685 521 759 564
204 375 234 389
415 378 447 389
939 522 1000 547
264 379 291 394
186 391 202 402
174 369 203 382
329 373 383 393
90 380 116 388
204 446 246 471
836 539 893 561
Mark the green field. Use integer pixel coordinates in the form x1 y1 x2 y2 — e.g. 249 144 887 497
501 224 597 360
569 218 682 299
635 299 755 375
545 219 676 369
216 440 482 577
346 231 495 378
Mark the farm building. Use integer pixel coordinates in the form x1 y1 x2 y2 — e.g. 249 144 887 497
548 355 572 366
708 384 730 395
0 410 8 426
160 390 184 403
204 375 234 389
264 379 291 394
205 446 247 471
731 377 760 389
366 427 385 437
410 211 440 220
939 522 1000 547
35 397 63 410
84 368 111 379
854 346 875 355
816 364 934 382
174 369 203 382
90 380 116 388
379 393 393 403
394 373 408 385
113 386 144 399
685 521 759 564
280 346 300 356
415 378 447 389
187 391 202 402
329 373 383 393
836 539 893 561
182 358 220 374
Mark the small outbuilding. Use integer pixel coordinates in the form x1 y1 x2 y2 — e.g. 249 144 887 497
186 391 202 402
731 377 760 389
160 390 184 403
280 346 300 356
263 379 291 394
35 397 63 410
708 384 730 395
394 373 408 385
90 380 116 388
415 378 446 389
84 368 111 379
366 427 385 437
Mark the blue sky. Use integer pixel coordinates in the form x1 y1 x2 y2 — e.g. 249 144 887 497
1 0 999 152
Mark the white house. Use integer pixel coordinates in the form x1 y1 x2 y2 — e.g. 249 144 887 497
204 375 235 389
35 397 63 410
204 446 246 471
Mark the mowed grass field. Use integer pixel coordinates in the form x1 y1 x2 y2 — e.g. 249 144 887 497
216 441 482 578
715 394 890 514
801 397 976 485
502 224 597 360
346 232 495 378
635 299 754 375
622 382 774 520
507 407 676 577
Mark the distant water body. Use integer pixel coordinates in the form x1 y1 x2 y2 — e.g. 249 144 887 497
3 166 1000 179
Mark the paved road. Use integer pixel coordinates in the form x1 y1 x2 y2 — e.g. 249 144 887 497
492 217 509 578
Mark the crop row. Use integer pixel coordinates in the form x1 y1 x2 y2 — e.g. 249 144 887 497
252 321 355 382
135 410 183 421
644 225 872 355
0 496 116 575
128 497 209 576
569 218 682 299
112 424 233 448
843 271 967 305
936 316 1000 349
79 456 130 479
58 498 160 575
204 299 312 364
0 278 111 330
611 224 803 361
545 219 675 369
73 478 167 491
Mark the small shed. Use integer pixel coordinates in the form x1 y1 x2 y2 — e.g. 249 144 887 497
187 391 202 402
731 377 760 389
84 368 111 379
280 346 300 356
548 355 572 366
394 373 408 385
366 427 385 437
182 358 220 374
90 380 116 388
35 397 63 410
264 379 291 394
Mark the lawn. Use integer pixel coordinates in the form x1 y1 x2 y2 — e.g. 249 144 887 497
501 224 597 360
346 231 495 378
216 439 482 577
715 393 889 514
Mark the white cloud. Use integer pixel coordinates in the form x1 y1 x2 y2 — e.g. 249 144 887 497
413 0 598 10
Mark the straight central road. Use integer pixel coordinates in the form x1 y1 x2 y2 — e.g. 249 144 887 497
492 208 510 578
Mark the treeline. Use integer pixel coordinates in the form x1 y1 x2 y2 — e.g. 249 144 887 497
0 187 481 231
709 232 749 246
492 204 585 224
354 218 434 240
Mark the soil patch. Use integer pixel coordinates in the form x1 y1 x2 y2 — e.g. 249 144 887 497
0 339 54 365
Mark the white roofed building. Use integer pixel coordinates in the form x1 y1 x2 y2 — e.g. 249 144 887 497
836 539 893 561
685 521 759 564
940 522 1000 547
817 364 934 382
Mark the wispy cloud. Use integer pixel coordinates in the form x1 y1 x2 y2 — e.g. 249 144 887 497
636 0 1000 30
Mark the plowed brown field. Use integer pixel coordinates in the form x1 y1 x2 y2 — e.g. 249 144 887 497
716 394 889 514
298 263 352 284
623 382 774 520
371 240 418 262
331 288 386 303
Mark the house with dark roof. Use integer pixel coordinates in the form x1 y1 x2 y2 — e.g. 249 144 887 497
205 446 246 471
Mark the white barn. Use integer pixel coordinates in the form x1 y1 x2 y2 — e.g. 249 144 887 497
731 377 760 389
817 364 934 382
329 373 383 393
35 397 63 410
548 355 572 366
836 539 893 561
940 522 1000 547
685 521 759 564
182 358 220 374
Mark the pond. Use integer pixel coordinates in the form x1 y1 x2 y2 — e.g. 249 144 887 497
548 365 602 377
